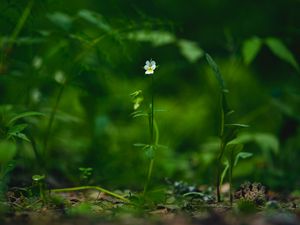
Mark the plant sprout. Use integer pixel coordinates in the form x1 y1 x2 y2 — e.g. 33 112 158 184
205 54 252 205
32 174 47 204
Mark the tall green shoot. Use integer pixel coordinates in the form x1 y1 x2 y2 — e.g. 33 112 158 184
131 59 162 196
205 54 251 204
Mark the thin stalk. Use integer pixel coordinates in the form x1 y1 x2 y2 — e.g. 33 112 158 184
216 141 225 202
8 0 35 50
150 75 154 144
217 93 225 202
229 150 234 205
143 75 155 196
143 158 154 195
51 185 129 203
1 0 34 72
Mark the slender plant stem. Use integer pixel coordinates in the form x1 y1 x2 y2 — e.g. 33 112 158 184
1 0 34 72
143 75 155 196
8 0 35 49
229 152 233 205
143 158 154 195
216 141 225 202
150 75 154 144
51 185 129 203
217 93 225 202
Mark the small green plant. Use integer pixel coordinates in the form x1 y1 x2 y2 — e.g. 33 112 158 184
0 106 43 199
32 174 47 204
205 54 252 205
131 59 165 196
79 167 93 184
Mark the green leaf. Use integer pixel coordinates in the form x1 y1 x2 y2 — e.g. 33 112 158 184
178 39 204 63
224 124 249 144
232 132 279 154
225 144 244 161
145 145 155 159
47 12 73 31
131 112 148 118
78 9 111 32
205 53 227 91
265 37 299 72
220 161 229 187
242 37 262 65
32 174 45 182
0 36 45 46
133 143 148 148
8 112 44 126
225 123 250 128
0 141 17 164
234 152 253 166
8 124 28 134
127 30 176 47
12 133 30 142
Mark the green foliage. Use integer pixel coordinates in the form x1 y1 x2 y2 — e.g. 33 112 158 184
205 54 227 92
242 36 299 72
265 37 299 72
77 9 111 32
0 141 17 164
177 39 204 63
47 12 73 31
242 37 262 65
67 202 94 216
32 174 45 182
79 167 93 183
127 30 176 47
235 199 257 214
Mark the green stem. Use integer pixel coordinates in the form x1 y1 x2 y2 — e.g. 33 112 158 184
229 167 233 205
217 93 225 202
216 141 225 202
229 151 234 205
143 158 154 195
1 0 34 72
144 75 155 196
51 185 129 203
8 0 35 49
150 75 154 144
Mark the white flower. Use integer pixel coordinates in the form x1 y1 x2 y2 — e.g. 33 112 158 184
144 60 156 75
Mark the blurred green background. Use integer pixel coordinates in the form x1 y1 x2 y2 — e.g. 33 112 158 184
0 0 299 193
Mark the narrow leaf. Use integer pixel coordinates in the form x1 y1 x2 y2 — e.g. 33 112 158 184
178 39 204 63
205 53 227 91
265 37 299 72
8 112 44 125
78 9 111 32
234 152 253 166
225 123 250 128
242 37 262 65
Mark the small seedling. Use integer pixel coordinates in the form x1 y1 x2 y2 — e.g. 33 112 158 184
205 54 252 204
79 167 93 183
32 174 47 204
